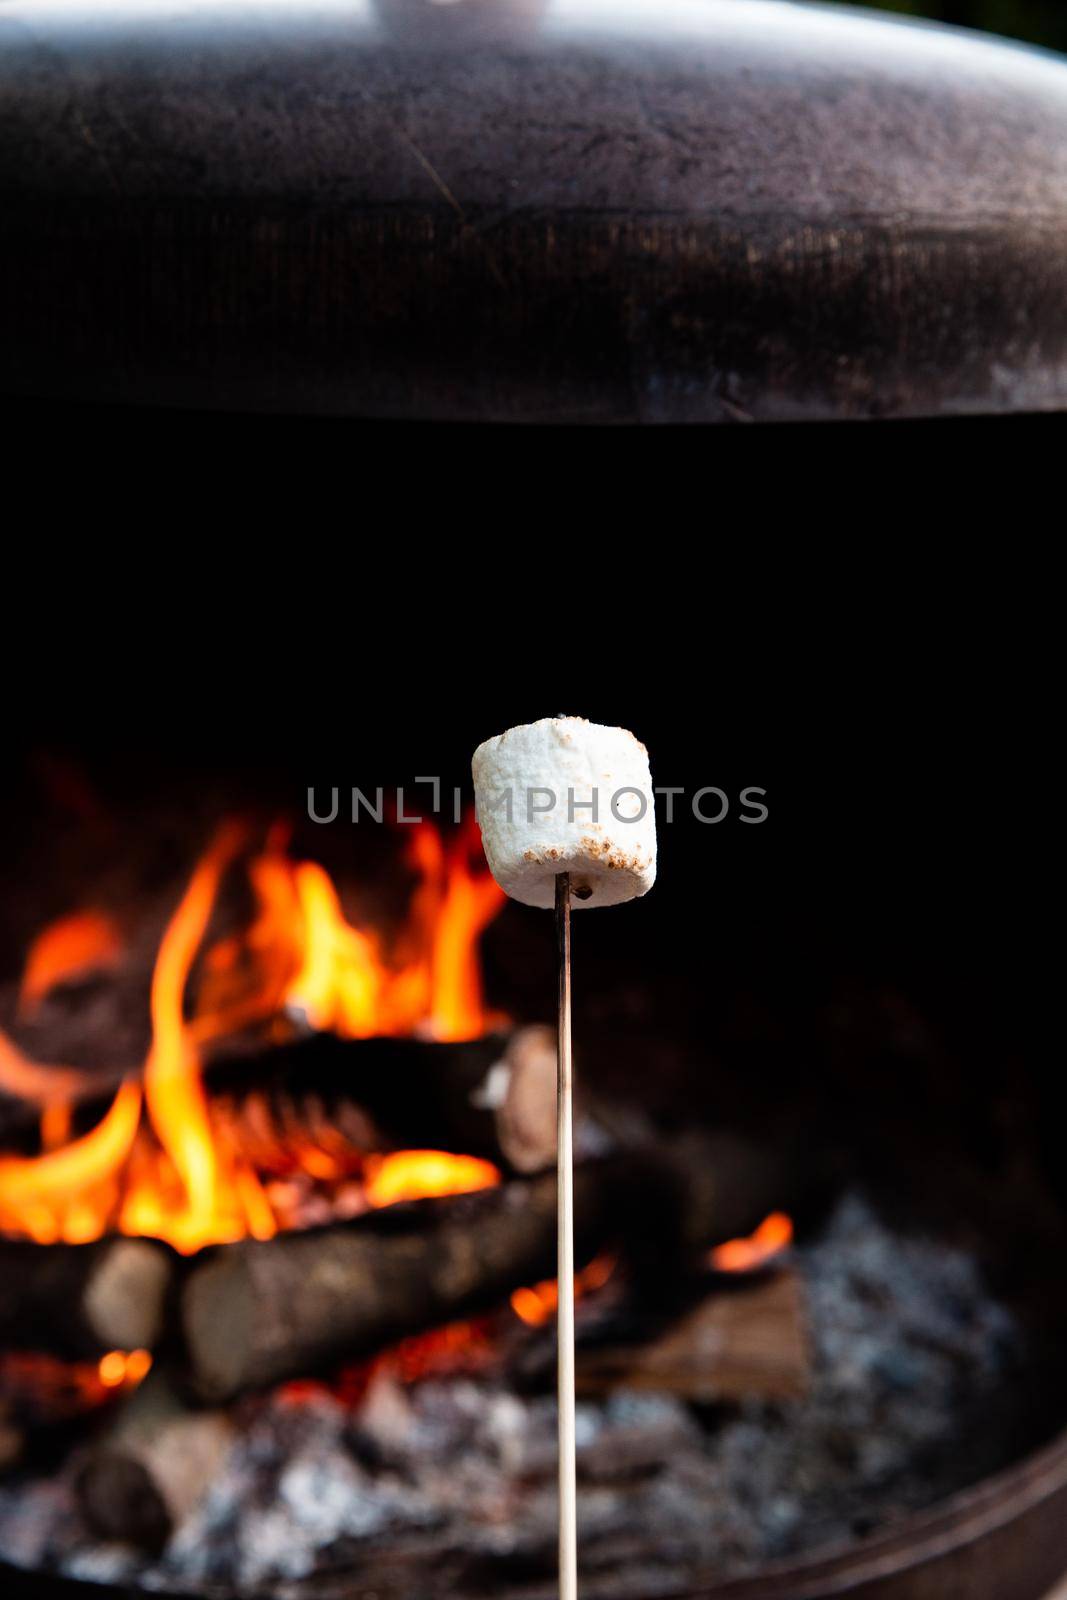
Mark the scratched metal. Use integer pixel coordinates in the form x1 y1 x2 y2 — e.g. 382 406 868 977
1 0 1066 420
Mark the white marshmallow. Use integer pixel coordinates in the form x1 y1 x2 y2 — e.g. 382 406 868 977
472 717 656 910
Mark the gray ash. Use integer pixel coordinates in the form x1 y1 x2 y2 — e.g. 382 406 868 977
0 1193 1029 1598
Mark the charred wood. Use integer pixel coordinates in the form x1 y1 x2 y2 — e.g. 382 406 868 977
75 1367 233 1552
0 1236 174 1361
180 1131 793 1402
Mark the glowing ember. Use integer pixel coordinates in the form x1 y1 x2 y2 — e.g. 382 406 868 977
0 818 506 1252
96 1351 126 1387
710 1212 794 1273
96 1347 153 1389
510 1254 618 1328
0 1350 138 1417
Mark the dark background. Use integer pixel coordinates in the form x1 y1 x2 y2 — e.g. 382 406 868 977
839 0 1066 51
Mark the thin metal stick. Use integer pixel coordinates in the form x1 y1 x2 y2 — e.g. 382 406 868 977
555 871 577 1600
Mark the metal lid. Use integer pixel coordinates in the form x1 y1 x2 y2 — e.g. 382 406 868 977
2 0 1067 420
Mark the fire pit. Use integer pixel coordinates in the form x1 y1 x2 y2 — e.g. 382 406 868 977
0 0 1065 1589
0 734 1064 1600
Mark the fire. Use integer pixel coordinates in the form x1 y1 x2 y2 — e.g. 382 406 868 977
0 1349 150 1418
0 819 506 1253
364 1150 501 1207
0 1081 143 1244
97 1348 152 1390
424 828 506 1041
710 1211 794 1273
0 1032 97 1105
286 862 384 1036
197 814 505 1045
510 1253 618 1328
18 909 123 1018
130 821 270 1253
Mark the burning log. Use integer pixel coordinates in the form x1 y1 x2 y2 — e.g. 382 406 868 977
207 1024 559 1176
180 1132 790 1402
76 1367 233 1552
0 1236 174 1361
1 1027 559 1178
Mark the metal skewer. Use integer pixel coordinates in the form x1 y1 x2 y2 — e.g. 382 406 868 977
555 871 577 1600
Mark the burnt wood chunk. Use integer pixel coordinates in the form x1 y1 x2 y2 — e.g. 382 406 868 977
209 1025 558 1176
0 1236 174 1361
76 1367 233 1552
577 1268 811 1404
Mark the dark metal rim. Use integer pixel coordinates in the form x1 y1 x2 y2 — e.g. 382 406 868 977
682 1425 1067 1597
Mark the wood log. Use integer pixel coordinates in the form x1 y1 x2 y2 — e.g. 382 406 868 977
207 1025 558 1176
180 1131 793 1402
2 1027 558 1176
0 1236 174 1360
75 1367 233 1552
576 1267 811 1404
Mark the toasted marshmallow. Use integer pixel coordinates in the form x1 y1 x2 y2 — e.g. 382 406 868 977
472 717 656 910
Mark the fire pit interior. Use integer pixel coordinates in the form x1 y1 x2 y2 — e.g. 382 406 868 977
0 728 1062 1600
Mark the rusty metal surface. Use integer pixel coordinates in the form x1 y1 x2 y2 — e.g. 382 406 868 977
1 0 1067 419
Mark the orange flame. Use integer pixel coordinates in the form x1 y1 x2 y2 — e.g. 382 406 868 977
0 1080 142 1243
128 821 274 1253
364 1150 501 1207
0 819 506 1254
0 1348 149 1417
97 1348 152 1390
424 822 506 1041
272 814 505 1043
710 1211 794 1273
286 861 384 1036
0 1031 95 1106
510 1253 618 1328
193 814 505 1046
18 909 123 1017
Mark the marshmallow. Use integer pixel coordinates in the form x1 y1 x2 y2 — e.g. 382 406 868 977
472 717 656 910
